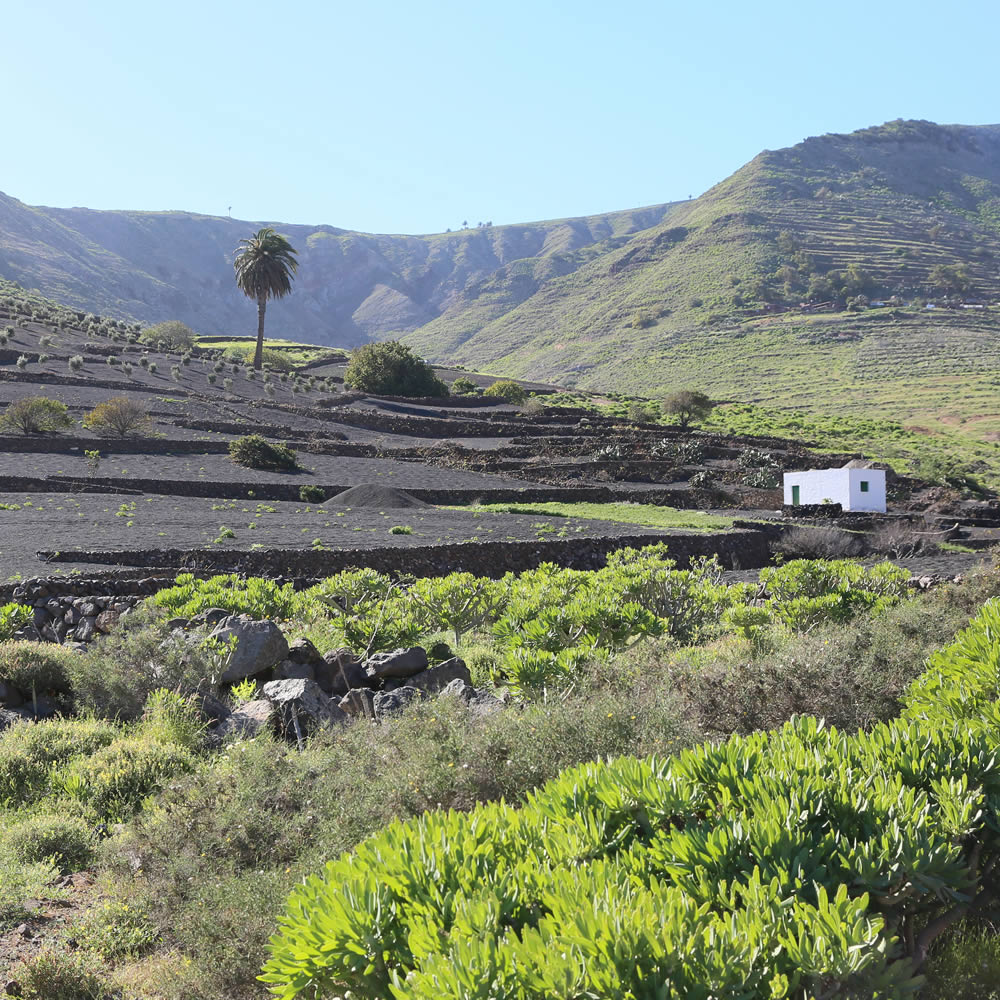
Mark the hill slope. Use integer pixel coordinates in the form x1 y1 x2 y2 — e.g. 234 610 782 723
403 120 1000 440
0 195 675 346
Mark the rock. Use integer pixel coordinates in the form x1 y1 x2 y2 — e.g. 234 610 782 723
31 606 49 630
287 637 324 666
262 678 347 739
63 607 81 626
164 617 190 630
75 617 96 642
374 686 420 720
208 616 290 683
321 649 367 696
0 681 24 708
95 609 120 634
0 708 24 732
189 607 232 628
273 659 315 682
363 647 428 683
438 679 504 716
80 602 98 618
405 657 472 696
338 687 376 718
215 699 275 741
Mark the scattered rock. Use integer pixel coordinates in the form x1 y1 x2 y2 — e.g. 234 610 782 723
208 616 290 683
287 637 324 666
262 678 347 738
216 699 275 741
189 607 233 628
374 686 420 720
363 646 429 682
321 649 366 696
404 657 471 695
273 660 315 682
338 687 376 718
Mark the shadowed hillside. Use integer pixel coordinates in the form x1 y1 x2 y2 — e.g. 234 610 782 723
0 195 675 346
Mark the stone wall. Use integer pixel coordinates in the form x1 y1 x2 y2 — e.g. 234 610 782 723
0 435 231 455
36 528 772 579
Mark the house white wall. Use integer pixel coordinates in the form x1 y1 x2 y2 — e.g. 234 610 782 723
783 468 886 512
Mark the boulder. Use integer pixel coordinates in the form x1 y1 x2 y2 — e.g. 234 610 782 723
338 687 375 718
190 607 233 629
321 649 367 696
363 647 428 683
439 679 504 716
403 657 471 696
287 637 324 666
95 609 120 634
374 686 420 720
75 617 97 642
273 659 315 682
208 616 289 683
215 699 275 741
262 678 347 739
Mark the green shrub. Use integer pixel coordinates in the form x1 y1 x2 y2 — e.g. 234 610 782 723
343 341 449 397
9 948 114 1000
139 320 196 352
82 396 152 437
225 345 295 371
0 640 78 695
0 602 32 640
72 896 157 959
262 601 1000 998
2 814 94 873
389 524 412 535
228 434 298 471
147 572 305 621
922 925 1000 1000
140 688 207 751
0 855 65 930
298 485 326 503
57 736 196 822
482 378 527 403
0 395 73 433
450 376 478 395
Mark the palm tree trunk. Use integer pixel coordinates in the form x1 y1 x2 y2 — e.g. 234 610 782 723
254 293 267 370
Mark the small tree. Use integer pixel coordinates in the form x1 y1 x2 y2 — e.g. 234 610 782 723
82 397 152 437
229 435 298 472
139 321 196 352
662 390 713 429
343 341 449 397
0 396 74 434
482 379 527 404
451 376 478 395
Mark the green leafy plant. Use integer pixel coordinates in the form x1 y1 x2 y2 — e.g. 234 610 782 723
343 341 449 397
0 603 32 641
299 485 326 503
229 434 298 472
0 395 73 434
82 396 152 436
482 379 527 403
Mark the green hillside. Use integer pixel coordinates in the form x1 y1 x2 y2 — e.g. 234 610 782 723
401 119 1000 454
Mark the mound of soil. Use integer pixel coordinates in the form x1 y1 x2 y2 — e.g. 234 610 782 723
329 484 430 508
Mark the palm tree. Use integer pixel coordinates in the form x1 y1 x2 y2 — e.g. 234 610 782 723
233 228 299 369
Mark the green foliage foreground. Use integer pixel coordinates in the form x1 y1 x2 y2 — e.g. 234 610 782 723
261 599 1000 999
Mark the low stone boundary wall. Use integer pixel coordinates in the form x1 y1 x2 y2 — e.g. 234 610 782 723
0 436 231 455
36 528 771 579
0 474 694 506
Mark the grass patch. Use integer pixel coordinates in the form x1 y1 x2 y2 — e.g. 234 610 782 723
453 501 733 532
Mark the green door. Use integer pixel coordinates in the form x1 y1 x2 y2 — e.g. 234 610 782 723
791 485 800 505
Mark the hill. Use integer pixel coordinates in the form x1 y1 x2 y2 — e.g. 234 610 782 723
403 119 1000 445
0 193 674 345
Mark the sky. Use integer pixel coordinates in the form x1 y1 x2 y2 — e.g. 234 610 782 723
4 0 999 235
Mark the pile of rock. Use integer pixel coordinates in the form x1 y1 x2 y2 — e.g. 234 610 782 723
159 611 502 744
22 595 136 644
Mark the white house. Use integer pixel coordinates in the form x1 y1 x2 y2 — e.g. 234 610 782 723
782 464 886 513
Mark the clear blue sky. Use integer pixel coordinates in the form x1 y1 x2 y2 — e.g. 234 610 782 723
5 0 999 234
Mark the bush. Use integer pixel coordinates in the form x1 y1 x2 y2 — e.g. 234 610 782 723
0 601 32 640
68 354 84 372
775 525 865 559
2 814 94 873
482 379 527 403
228 434 298 471
343 341 449 397
389 524 413 535
662 389 713 428
81 396 152 437
299 485 326 504
0 640 75 698
57 736 196 822
450 376 478 395
9 948 114 1000
0 395 73 433
225 345 295 371
139 320 196 352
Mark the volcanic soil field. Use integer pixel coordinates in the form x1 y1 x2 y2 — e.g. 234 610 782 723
2 292 998 600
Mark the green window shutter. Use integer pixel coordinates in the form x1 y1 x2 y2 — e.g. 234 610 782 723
860 481 869 493
791 485 800 505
